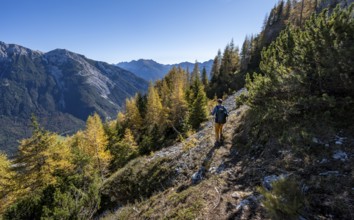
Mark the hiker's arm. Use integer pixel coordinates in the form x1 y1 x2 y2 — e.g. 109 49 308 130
211 106 216 115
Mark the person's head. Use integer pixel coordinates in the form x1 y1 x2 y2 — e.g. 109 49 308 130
217 98 223 105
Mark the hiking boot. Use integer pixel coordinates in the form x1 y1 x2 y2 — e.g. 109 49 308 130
220 134 225 141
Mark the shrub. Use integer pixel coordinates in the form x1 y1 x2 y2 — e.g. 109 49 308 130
101 157 175 207
258 177 306 220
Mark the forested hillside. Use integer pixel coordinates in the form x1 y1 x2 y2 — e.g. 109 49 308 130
0 43 148 155
0 61 211 218
0 1 353 219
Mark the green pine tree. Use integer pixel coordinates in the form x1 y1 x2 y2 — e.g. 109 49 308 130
189 76 208 129
201 67 208 87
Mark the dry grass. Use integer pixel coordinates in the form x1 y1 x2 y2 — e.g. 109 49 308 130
182 137 200 152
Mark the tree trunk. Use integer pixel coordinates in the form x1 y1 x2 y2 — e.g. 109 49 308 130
300 0 305 27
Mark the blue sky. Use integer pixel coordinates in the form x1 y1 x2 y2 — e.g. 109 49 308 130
1 0 278 64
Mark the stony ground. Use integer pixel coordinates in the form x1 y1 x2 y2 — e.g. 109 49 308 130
101 89 266 219
101 88 353 220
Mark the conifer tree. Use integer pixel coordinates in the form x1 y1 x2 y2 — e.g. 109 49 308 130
210 55 219 82
185 66 191 85
285 0 292 18
145 83 166 133
68 131 94 176
13 116 73 195
210 50 222 81
136 92 147 119
0 153 16 213
125 96 143 137
220 40 240 76
169 68 189 132
277 0 285 19
262 13 269 30
201 67 208 87
241 36 252 71
191 61 200 82
110 128 138 169
245 5 354 124
208 40 241 97
83 113 111 180
115 112 126 136
189 76 208 129
300 0 305 27
159 79 171 107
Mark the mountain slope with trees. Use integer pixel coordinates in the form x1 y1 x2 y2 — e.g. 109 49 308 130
0 42 148 155
207 0 350 99
0 1 352 219
102 3 353 219
0 60 212 218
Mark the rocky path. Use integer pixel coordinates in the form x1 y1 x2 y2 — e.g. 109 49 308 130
103 86 353 219
149 89 244 158
100 89 252 220
148 88 247 183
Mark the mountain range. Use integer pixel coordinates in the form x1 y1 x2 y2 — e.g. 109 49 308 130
117 59 214 81
0 41 148 155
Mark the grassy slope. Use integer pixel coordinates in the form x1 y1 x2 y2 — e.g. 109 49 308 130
100 88 353 219
100 91 266 219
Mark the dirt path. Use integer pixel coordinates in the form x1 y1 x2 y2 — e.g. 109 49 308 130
101 89 254 220
147 89 247 184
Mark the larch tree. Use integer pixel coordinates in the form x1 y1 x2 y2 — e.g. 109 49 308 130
158 79 171 107
125 96 143 137
145 83 166 133
84 113 112 180
168 68 189 132
13 116 73 195
0 153 16 214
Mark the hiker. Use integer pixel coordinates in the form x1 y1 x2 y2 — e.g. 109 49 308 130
211 98 228 144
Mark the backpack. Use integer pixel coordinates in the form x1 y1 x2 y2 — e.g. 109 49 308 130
216 105 227 124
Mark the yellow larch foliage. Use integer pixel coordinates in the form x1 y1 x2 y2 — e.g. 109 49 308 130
125 97 143 134
169 69 189 127
146 83 167 131
14 127 74 196
84 113 112 178
116 112 125 125
0 153 16 214
122 128 138 150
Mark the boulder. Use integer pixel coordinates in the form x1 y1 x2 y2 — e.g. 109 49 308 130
191 167 206 184
332 150 348 161
263 175 283 191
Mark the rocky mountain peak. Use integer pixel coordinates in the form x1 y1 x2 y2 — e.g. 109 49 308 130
0 41 42 61
0 41 148 155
